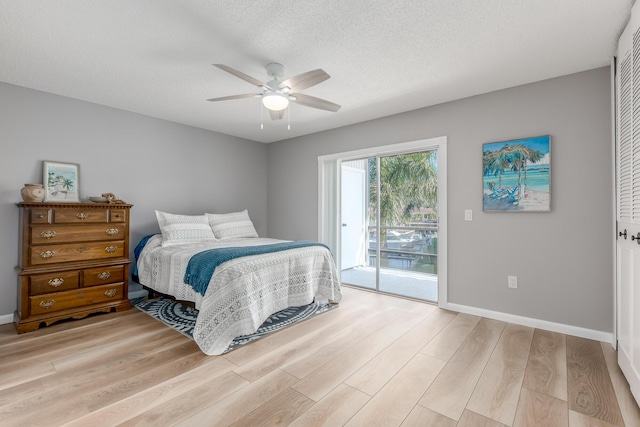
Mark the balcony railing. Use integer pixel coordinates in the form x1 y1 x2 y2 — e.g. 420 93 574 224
368 223 438 274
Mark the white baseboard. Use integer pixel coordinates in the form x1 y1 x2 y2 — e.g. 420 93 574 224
0 313 13 325
441 301 614 346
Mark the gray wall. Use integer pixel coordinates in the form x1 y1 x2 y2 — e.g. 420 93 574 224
0 82 267 317
266 67 614 334
0 67 614 334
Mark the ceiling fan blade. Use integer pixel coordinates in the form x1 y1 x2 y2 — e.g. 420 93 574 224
279 69 330 92
213 64 267 89
269 109 285 120
291 93 341 112
206 93 259 102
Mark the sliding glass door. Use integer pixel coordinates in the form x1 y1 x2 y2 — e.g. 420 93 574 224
340 150 439 302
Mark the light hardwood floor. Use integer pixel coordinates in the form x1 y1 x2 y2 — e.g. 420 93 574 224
1 285 639 426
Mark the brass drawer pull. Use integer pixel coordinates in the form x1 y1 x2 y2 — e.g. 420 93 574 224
97 271 111 280
48 277 64 287
77 247 87 253
40 230 57 239
76 213 87 220
37 214 45 219
105 246 117 254
104 289 117 298
77 292 86 297
39 250 56 259
105 228 119 236
39 300 55 309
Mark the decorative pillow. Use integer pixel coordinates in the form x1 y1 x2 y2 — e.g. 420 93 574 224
206 210 259 240
155 210 216 247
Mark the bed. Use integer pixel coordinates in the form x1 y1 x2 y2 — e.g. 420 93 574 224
134 210 342 355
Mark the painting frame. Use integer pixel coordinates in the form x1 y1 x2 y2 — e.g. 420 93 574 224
43 161 81 202
482 135 551 212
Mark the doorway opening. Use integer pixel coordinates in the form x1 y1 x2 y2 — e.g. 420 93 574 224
319 137 447 305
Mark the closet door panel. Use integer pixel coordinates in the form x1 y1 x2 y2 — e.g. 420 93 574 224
617 1 640 405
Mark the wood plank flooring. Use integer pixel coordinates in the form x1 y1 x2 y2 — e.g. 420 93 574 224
0 285 639 426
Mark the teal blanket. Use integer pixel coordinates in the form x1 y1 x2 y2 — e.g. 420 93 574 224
184 240 329 295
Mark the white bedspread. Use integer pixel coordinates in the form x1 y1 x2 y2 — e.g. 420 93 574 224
136 235 342 355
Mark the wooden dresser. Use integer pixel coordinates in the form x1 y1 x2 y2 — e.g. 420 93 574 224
15 202 133 333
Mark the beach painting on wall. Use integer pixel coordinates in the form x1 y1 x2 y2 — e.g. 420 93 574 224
483 135 550 212
43 161 80 202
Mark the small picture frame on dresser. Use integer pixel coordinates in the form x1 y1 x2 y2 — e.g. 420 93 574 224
43 161 80 202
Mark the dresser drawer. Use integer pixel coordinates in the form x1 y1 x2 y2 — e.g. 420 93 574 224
109 209 127 222
83 265 124 287
30 208 51 224
29 241 125 265
29 271 79 295
53 208 108 223
31 224 125 245
29 284 124 315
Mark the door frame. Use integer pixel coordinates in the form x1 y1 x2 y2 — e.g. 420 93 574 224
318 136 448 306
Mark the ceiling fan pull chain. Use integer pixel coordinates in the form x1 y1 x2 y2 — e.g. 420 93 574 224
288 105 291 130
260 99 264 130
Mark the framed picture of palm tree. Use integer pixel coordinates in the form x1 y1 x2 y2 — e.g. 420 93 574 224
482 135 550 212
43 160 80 202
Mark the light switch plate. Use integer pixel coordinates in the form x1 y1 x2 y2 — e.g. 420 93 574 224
465 209 473 221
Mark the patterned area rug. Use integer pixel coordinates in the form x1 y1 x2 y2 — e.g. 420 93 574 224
131 296 337 354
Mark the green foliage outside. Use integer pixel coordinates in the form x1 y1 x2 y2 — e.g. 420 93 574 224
368 151 438 274
368 152 438 225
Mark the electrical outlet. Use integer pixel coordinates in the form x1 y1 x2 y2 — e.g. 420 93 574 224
465 209 473 221
508 275 518 289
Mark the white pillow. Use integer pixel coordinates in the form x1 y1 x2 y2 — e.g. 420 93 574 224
206 210 259 240
155 210 216 247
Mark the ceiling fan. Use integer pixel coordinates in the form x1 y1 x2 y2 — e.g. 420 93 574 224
207 63 341 120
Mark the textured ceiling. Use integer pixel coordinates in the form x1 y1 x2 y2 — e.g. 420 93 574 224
0 1 633 143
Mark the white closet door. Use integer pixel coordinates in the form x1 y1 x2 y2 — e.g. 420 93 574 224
616 1 640 405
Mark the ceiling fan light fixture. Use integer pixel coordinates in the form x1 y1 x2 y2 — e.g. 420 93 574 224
210 63 341 119
262 93 289 111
